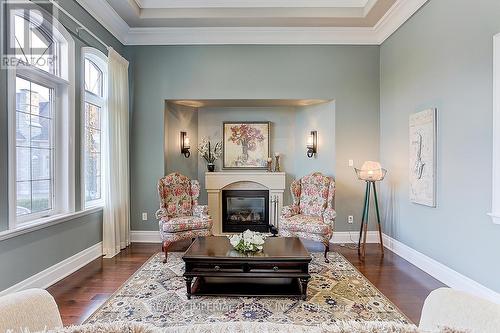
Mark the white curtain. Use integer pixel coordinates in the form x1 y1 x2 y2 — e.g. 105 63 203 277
103 47 130 258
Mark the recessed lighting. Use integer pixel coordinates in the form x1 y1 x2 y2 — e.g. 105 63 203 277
175 100 204 108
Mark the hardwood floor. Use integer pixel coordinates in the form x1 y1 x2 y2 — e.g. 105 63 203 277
47 241 445 326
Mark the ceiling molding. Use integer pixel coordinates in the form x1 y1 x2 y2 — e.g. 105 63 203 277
373 0 428 43
75 0 129 44
127 26 379 45
135 0 370 9
363 0 379 16
75 0 428 45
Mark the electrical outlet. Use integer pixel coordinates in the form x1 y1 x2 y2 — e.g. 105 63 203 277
347 215 354 224
348 159 354 167
142 212 148 221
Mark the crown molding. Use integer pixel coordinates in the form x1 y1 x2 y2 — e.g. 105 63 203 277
136 0 370 9
373 0 429 44
75 0 428 45
74 0 129 45
126 27 380 45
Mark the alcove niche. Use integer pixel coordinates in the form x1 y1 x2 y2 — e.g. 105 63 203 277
163 99 336 205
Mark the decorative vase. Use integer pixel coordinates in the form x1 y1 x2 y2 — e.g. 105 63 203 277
207 163 215 172
274 154 281 172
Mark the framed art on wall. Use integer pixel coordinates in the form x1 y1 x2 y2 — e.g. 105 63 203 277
223 121 270 169
409 108 437 207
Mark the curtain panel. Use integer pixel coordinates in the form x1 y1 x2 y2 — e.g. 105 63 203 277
102 47 130 258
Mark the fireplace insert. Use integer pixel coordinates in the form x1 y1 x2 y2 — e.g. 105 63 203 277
222 190 269 233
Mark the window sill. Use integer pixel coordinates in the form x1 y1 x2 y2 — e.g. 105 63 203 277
84 201 105 210
0 207 103 242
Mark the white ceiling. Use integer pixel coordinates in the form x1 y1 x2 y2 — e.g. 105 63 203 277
107 0 393 28
136 0 372 9
75 0 428 45
135 0 369 8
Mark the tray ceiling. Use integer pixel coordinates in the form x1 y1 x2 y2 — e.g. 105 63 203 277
75 0 429 45
108 0 394 28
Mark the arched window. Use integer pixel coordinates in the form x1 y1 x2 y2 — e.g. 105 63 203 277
82 48 107 208
8 5 75 227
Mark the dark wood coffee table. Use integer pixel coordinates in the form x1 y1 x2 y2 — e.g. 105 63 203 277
182 236 312 300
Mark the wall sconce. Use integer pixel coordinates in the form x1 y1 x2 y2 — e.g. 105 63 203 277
180 131 191 158
306 131 317 158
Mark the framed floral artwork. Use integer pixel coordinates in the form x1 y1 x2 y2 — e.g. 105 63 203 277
223 121 270 169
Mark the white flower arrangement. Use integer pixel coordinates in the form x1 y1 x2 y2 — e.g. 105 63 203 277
228 229 267 253
197 138 222 164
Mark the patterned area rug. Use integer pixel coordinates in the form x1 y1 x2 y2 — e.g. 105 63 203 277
86 252 411 327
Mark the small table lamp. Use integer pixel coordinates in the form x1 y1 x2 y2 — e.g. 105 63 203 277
354 161 387 258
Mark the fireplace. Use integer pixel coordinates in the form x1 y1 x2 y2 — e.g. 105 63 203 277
222 190 269 233
205 172 285 235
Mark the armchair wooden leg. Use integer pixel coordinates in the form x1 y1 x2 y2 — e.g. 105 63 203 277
163 241 170 264
323 242 330 263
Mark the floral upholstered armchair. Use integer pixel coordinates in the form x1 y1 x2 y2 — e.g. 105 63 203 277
280 172 336 262
156 173 213 263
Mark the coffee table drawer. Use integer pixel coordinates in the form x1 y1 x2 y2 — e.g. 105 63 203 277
248 263 305 273
191 263 244 273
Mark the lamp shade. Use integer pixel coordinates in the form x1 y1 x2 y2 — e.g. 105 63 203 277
355 161 387 181
307 133 314 148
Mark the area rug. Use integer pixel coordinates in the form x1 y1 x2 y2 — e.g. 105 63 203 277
85 252 411 327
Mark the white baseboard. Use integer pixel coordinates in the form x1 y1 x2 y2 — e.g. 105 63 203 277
331 231 380 244
0 242 103 297
130 230 161 243
130 230 381 245
382 234 500 304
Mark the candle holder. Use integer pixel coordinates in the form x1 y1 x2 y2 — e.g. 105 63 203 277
274 154 281 172
267 158 273 172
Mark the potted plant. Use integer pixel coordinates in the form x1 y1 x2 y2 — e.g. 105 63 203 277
198 138 222 172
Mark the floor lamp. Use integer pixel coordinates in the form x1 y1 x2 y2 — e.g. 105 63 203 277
355 161 387 258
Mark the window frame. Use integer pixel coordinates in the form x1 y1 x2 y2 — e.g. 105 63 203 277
12 70 58 223
7 9 75 230
81 47 107 209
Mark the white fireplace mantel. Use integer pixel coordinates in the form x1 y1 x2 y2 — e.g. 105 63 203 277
205 171 286 235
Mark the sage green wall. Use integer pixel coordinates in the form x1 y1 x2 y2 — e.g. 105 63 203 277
294 102 336 179
127 45 380 232
0 0 123 291
0 211 102 291
164 104 199 179
380 0 500 291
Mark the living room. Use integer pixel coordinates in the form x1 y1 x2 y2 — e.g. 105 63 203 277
1 0 500 332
